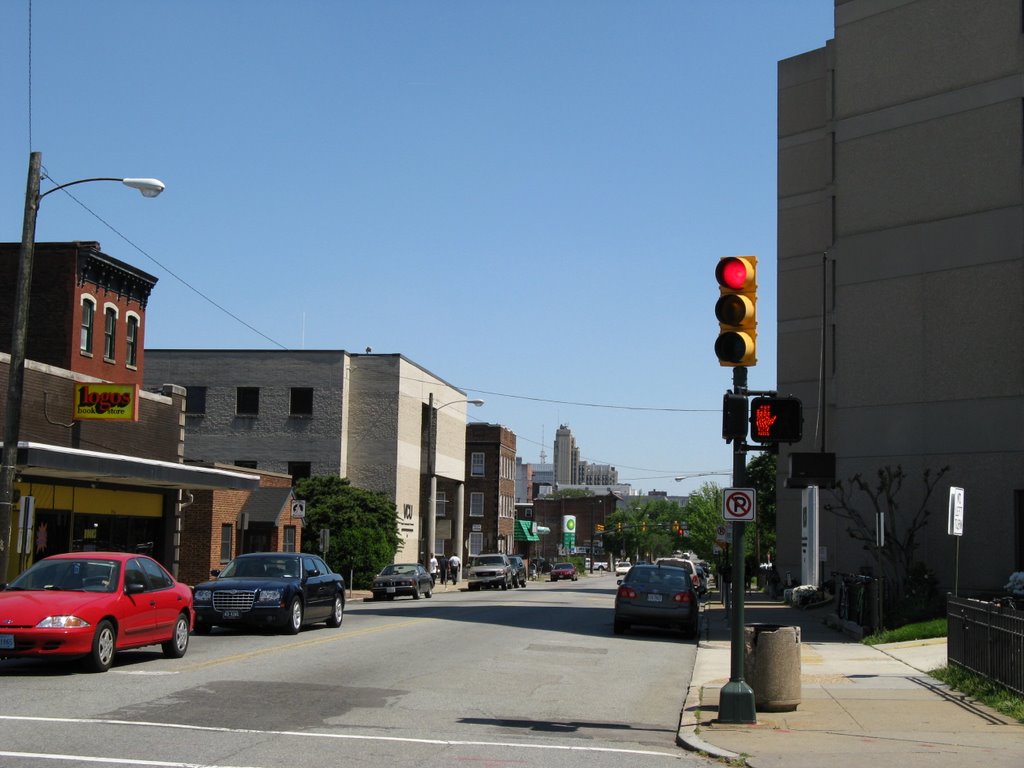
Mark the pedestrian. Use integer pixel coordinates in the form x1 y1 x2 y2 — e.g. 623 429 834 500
439 556 449 587
448 553 461 585
428 553 438 588
719 562 733 618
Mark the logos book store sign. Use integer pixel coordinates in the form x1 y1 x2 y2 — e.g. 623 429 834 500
72 383 139 421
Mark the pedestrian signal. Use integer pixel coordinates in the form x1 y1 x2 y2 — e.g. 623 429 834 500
748 396 803 443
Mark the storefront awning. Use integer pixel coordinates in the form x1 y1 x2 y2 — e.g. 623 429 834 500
7 441 260 491
514 519 540 542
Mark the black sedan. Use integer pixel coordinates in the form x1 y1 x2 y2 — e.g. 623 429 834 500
192 553 345 635
372 563 433 600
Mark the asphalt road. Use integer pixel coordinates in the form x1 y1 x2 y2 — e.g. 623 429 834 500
0 573 713 767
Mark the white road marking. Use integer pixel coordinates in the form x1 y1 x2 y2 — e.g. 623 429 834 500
0 715 683 760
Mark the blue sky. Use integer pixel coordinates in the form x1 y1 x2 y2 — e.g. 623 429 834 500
1 1 834 494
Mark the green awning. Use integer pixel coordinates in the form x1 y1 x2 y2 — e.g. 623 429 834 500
514 519 540 542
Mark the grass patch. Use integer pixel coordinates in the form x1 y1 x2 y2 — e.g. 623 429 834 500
931 665 1024 724
863 617 947 645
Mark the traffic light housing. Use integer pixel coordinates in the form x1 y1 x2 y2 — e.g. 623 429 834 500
722 392 748 443
748 396 803 443
595 523 604 533
715 256 757 366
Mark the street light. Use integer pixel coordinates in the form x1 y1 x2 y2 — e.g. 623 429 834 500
426 394 484 565
674 470 732 482
0 151 165 579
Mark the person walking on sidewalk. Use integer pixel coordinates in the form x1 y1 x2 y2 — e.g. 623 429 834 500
439 556 450 588
427 553 438 588
448 553 461 585
719 562 733 620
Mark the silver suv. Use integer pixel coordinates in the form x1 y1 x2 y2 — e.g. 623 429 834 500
467 553 513 591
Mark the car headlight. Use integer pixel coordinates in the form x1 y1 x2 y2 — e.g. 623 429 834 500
257 589 283 603
36 615 91 629
193 589 212 602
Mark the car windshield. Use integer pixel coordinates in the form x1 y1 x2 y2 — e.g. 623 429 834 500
7 558 120 592
555 563 573 569
471 556 505 566
220 557 299 579
380 564 419 576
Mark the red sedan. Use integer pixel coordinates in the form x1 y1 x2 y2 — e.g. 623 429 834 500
0 552 193 672
549 562 578 582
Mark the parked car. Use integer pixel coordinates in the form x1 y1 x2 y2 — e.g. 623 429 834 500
467 553 513 591
656 556 705 594
0 552 193 673
614 562 699 638
615 560 632 576
549 562 578 582
192 552 345 635
506 555 527 588
371 563 433 600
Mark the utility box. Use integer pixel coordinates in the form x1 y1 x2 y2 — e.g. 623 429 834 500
744 624 801 712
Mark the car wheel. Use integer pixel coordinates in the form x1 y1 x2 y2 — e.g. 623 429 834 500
424 585 432 598
572 574 578 581
286 597 303 634
326 594 344 627
162 613 190 658
501 580 509 590
86 620 116 673
613 619 628 635
413 586 422 599
469 584 479 591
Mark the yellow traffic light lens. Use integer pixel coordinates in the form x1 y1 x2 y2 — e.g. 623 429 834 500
715 294 755 326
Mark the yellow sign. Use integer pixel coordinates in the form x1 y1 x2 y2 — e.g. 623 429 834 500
73 383 139 422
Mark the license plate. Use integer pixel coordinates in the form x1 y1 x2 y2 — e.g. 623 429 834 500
0 634 13 649
386 587 396 594
646 594 663 603
222 610 240 619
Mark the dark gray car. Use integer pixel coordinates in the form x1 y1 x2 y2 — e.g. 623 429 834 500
614 563 699 638
506 555 527 588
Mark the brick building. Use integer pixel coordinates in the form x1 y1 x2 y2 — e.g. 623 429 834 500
464 423 516 556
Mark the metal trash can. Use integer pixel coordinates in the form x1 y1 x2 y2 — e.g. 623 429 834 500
743 623 801 712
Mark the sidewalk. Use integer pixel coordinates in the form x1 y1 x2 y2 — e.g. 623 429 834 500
678 592 1024 767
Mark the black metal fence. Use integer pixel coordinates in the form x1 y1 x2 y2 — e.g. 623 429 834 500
947 596 1024 696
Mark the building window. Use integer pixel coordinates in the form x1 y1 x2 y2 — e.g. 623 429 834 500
235 460 257 469
471 452 485 477
236 387 260 416
220 524 233 562
290 387 313 416
283 526 296 553
469 492 484 517
468 532 483 557
125 314 139 367
185 386 207 415
288 461 312 482
80 298 95 354
436 491 447 517
103 306 117 361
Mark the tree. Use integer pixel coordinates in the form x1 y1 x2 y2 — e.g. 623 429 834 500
823 464 949 599
548 488 594 499
745 451 777 565
295 476 401 589
683 482 724 562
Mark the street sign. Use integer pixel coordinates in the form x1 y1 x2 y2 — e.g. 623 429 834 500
722 488 756 522
715 524 732 545
947 487 965 536
292 499 306 519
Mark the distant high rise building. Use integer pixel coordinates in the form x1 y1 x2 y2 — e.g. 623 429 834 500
577 462 618 486
552 425 579 486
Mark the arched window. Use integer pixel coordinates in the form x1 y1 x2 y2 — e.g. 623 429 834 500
80 297 96 354
103 305 118 362
126 313 140 368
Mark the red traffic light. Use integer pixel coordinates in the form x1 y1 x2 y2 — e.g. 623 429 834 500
748 396 803 444
714 256 757 367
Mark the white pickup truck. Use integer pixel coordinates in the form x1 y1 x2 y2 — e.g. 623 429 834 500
584 558 610 572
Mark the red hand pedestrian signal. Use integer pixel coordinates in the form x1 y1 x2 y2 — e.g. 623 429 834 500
748 396 803 444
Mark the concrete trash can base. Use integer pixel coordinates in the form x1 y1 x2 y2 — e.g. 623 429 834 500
744 624 801 712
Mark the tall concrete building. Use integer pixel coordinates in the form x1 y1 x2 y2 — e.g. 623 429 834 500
776 0 1024 594
552 424 579 486
144 351 474 562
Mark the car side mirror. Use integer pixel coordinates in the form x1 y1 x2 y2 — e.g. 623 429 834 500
210 569 221 577
125 581 146 595
306 568 319 577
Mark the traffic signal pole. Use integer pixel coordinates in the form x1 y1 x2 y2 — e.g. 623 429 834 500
718 365 757 723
